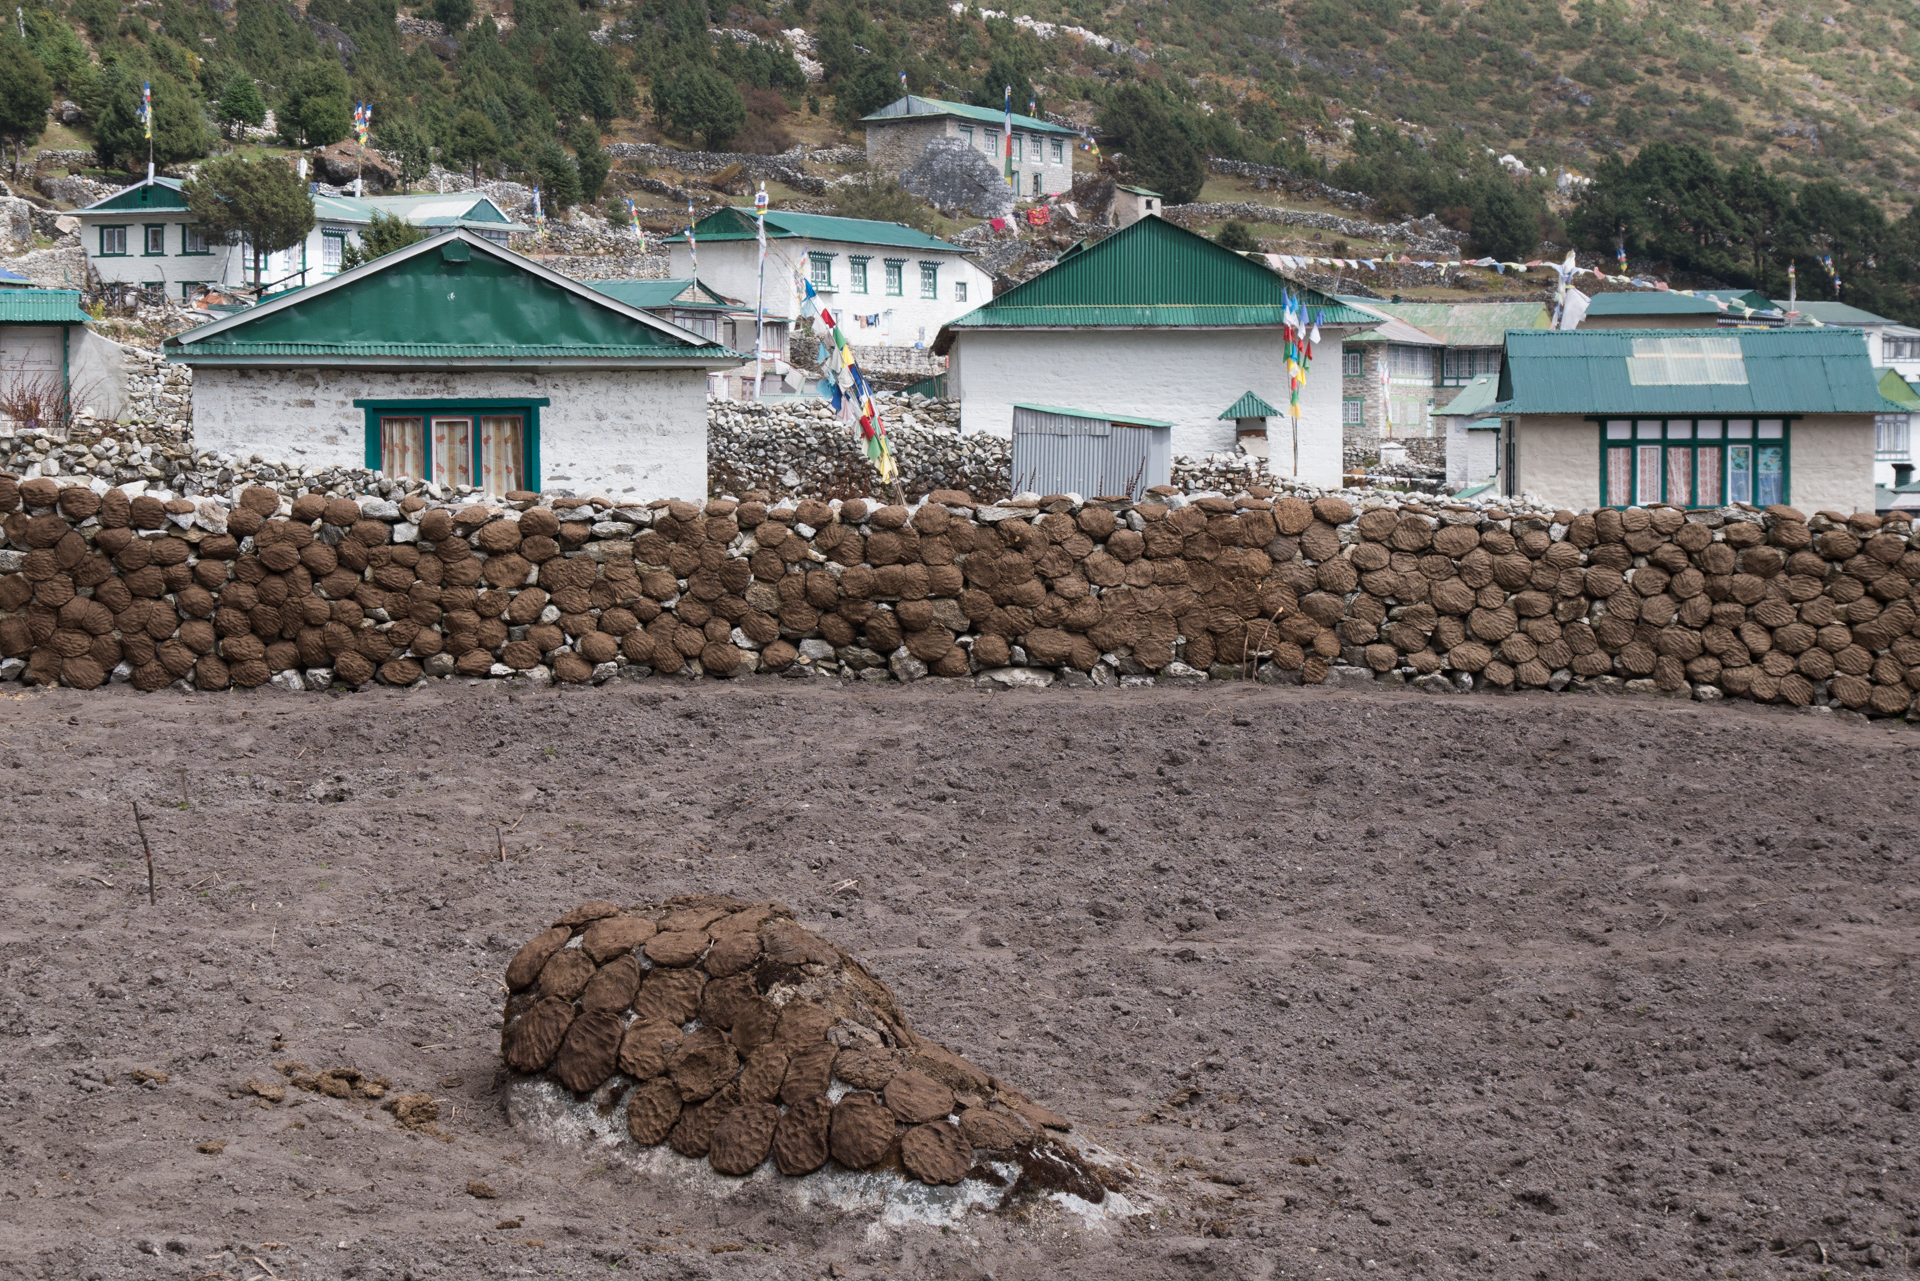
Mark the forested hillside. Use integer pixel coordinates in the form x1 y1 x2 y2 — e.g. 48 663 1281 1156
4 0 1920 317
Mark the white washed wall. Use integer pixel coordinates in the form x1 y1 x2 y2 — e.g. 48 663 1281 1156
189 366 708 501
948 327 1351 489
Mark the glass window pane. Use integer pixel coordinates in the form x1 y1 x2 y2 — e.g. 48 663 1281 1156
1697 446 1722 507
1757 419 1784 439
479 416 522 495
1607 447 1632 505
1666 446 1693 506
1636 444 1662 505
1605 420 1631 439
1728 443 1753 504
1756 445 1786 506
380 416 424 480
1636 420 1662 439
1667 421 1693 438
432 417 473 488
1696 420 1723 439
1727 419 1753 439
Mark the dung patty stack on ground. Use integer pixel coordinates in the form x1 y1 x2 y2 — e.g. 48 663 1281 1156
499 895 1110 1200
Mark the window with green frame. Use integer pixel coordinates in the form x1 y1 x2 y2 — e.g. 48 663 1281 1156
99 225 127 256
849 256 870 294
1599 417 1788 509
883 259 904 296
358 399 545 495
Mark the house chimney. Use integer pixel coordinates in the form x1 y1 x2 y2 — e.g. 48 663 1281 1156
1896 462 1914 489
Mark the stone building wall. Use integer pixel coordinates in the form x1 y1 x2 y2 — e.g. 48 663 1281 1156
4 472 1919 720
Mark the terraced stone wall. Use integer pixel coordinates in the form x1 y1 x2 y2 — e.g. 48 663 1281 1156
3 470 1920 717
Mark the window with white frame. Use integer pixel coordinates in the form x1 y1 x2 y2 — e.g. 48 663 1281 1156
1011 134 1023 162
181 225 209 254
143 225 166 255
1441 347 1500 385
1877 413 1912 460
849 257 870 293
1386 344 1434 379
884 259 904 296
322 232 345 273
985 129 999 155
1342 348 1364 377
954 280 967 303
1050 138 1064 164
919 261 938 300
808 252 833 289
1887 336 1920 361
1342 398 1363 426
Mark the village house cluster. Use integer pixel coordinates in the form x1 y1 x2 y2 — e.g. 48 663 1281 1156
3 93 1916 522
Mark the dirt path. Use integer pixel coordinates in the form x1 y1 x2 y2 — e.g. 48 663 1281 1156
1 677 1915 1279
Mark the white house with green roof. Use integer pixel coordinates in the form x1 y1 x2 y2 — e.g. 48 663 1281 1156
664 208 992 351
164 231 738 500
1491 327 1901 514
934 217 1382 488
0 288 131 424
72 176 528 301
861 95 1079 200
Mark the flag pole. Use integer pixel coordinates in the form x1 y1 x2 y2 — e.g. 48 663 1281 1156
754 183 768 399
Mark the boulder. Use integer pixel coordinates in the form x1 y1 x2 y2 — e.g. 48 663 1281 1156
312 141 398 193
900 137 1016 220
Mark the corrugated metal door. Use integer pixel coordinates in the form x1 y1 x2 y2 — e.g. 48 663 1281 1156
1011 406 1170 500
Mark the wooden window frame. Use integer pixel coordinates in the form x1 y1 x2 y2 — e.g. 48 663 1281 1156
807 251 834 290
180 225 211 255
99 225 128 256
918 261 939 300
142 224 168 256
848 256 870 294
357 398 548 494
883 258 905 296
1595 416 1792 510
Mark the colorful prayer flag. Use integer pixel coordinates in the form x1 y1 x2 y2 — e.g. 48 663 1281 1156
1003 85 1014 185
141 81 151 140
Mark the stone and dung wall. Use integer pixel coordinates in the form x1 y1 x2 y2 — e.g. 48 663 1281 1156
5 472 1920 721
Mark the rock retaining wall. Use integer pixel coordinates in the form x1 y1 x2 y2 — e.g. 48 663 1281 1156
4 474 1920 719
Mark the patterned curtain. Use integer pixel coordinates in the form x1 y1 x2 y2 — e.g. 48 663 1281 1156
379 416 424 480
432 417 473 488
479 415 523 494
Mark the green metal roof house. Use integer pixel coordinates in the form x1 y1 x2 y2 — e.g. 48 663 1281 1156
164 231 739 501
1577 291 1723 329
932 215 1382 488
0 288 132 426
861 94 1079 201
1487 328 1900 514
71 175 528 302
663 208 991 354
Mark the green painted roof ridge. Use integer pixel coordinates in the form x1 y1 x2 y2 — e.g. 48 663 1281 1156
1219 390 1281 419
860 94 1080 134
1013 401 1176 427
0 289 93 325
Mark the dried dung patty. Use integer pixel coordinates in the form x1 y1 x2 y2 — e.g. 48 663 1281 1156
772 1001 834 1052
957 1107 1029 1151
668 1083 741 1158
703 930 763 977
644 930 709 967
833 1048 900 1092
626 1077 684 1146
535 948 597 1002
551 1010 625 1094
633 967 705 1026
771 1094 833 1176
507 927 571 991
698 973 759 1030
503 997 576 1073
780 1041 837 1107
555 900 622 927
729 995 780 1055
708 1101 781 1176
883 1069 955 1124
736 1045 791 1103
579 954 642 1013
828 1091 896 1170
669 1027 740 1102
900 1120 971 1185
581 916 657 963
617 1020 685 1081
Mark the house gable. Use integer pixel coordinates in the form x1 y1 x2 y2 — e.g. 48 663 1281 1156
80 178 189 213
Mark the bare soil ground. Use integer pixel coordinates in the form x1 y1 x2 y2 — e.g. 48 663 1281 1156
1 676 1916 1281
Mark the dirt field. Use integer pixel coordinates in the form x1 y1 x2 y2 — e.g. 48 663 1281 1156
1 675 1916 1280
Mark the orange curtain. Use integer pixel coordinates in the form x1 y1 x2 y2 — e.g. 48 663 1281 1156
379 416 424 481
432 417 473 488
479 415 522 494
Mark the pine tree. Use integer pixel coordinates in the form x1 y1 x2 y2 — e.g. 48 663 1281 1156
572 134 611 204
0 36 50 176
524 138 582 210
444 110 501 180
91 68 214 172
278 59 352 148
182 155 316 285
340 210 425 269
659 63 745 150
381 119 434 191
214 74 267 141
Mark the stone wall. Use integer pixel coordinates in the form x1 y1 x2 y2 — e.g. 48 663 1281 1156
5 473 1919 720
1158 202 1468 257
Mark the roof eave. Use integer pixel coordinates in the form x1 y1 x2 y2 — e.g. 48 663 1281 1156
167 352 742 370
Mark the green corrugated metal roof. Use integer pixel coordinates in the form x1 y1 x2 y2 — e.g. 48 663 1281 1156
1014 402 1176 427
1115 184 1162 197
167 232 738 366
935 217 1377 351
1583 292 1722 316
590 278 738 310
78 176 187 213
1879 367 1920 411
1219 390 1279 419
1695 289 1778 314
664 207 964 253
1338 300 1549 346
1780 300 1899 326
0 289 91 324
1494 327 1899 415
1437 373 1501 418
861 94 1080 135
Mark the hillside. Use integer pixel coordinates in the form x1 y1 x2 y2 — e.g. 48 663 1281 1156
7 0 1920 317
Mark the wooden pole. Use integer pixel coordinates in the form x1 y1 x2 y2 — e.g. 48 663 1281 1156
132 801 155 906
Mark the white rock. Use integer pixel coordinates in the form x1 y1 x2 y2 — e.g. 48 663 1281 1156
0 550 22 573
539 605 561 624
110 661 133 684
422 652 456 678
269 670 307 692
888 647 927 683
1160 661 1208 684
798 638 835 662
193 500 230 534
304 667 334 688
731 627 763 651
978 667 1053 689
392 522 418 543
1322 666 1377 690
592 661 619 684
525 665 554 686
